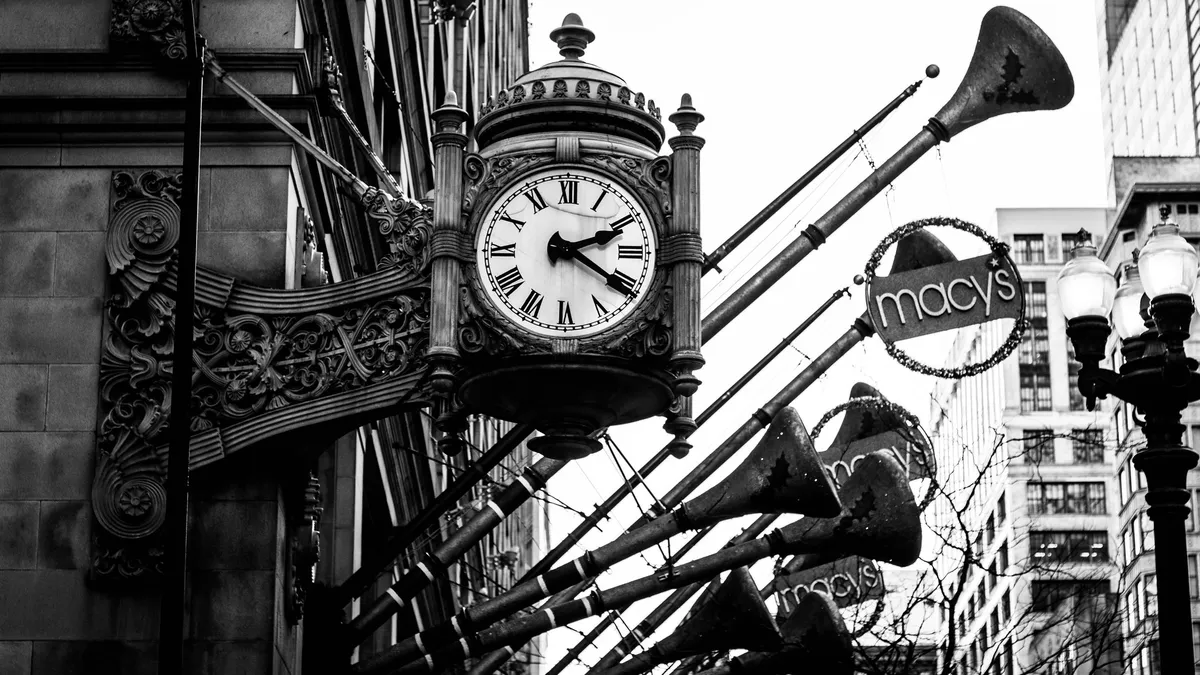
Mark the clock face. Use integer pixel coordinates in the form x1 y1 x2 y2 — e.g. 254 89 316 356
476 168 656 338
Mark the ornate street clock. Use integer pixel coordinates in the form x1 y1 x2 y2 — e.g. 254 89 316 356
425 14 705 460
475 168 656 338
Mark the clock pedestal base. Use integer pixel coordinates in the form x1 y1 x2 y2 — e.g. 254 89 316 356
459 358 674 460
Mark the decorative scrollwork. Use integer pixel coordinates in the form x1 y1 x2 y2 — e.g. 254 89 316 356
110 0 187 60
349 184 433 275
94 169 431 584
462 153 553 215
603 286 673 358
580 154 672 223
458 280 529 357
189 294 429 431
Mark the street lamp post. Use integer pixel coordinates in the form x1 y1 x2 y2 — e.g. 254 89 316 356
1060 207 1199 669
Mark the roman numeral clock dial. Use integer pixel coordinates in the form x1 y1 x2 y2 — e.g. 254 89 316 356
476 168 657 338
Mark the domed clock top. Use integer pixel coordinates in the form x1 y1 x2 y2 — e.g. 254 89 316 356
476 167 656 338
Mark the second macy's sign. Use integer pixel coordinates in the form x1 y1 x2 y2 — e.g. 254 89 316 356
867 253 1021 342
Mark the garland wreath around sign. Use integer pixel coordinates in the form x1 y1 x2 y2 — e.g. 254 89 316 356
800 395 938 638
858 216 1029 379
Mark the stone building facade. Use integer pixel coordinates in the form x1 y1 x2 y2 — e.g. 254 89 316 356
929 208 1121 675
0 1 544 674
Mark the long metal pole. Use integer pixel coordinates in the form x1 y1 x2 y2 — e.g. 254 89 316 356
365 316 874 671
362 479 910 675
476 526 717 675
345 454 567 641
333 422 535 605
158 4 203 672
701 128 942 342
582 514 780 675
1136 409 1199 668
526 287 845 583
701 77 926 274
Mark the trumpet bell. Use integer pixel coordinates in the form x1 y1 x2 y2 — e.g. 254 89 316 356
653 567 782 657
782 450 921 566
687 407 841 523
935 6 1074 139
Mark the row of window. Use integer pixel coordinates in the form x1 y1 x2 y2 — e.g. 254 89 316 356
1117 511 1154 570
1017 281 1093 413
1026 482 1107 515
1021 428 1105 464
1030 531 1108 563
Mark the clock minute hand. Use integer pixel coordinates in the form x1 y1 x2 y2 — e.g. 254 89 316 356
565 250 634 297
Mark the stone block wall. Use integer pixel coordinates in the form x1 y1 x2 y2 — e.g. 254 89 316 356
0 143 304 674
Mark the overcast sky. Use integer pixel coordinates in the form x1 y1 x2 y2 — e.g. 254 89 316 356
518 1 1108 670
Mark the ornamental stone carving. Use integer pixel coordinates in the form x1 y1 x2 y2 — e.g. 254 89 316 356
110 0 187 60
92 169 432 583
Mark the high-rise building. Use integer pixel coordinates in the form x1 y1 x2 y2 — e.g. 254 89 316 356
0 2 540 674
929 208 1121 675
1096 0 1200 671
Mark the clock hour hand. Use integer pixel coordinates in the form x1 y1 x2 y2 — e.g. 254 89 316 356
547 229 620 263
562 249 634 297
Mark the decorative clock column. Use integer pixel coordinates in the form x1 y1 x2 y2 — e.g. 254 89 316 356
428 92 471 393
663 94 705 456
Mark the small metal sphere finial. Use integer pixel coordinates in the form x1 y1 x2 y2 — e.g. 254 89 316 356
925 64 940 78
549 13 595 60
854 274 866 285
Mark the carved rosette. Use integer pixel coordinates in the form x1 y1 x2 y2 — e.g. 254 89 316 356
110 0 188 60
93 169 432 583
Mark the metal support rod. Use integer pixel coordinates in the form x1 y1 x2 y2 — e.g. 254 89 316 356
701 77 925 274
633 316 876 530
360 480 906 675
701 128 940 342
344 454 567 642
583 514 780 675
476 526 716 675
333 422 536 605
158 4 203 672
697 287 847 427
364 316 874 671
1135 408 1199 668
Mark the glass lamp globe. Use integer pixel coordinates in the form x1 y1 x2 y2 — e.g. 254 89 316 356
1138 221 1199 299
1057 241 1116 320
1111 263 1148 340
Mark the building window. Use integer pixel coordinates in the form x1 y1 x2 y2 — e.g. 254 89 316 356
1191 622 1200 666
1188 489 1200 532
1190 555 1198 598
1145 573 1158 616
1023 430 1055 464
1026 482 1106 515
1001 590 1011 622
1071 428 1104 463
1013 234 1046 264
997 492 1006 524
986 513 995 544
1030 580 1109 612
1020 282 1051 411
998 541 1009 571
1030 531 1109 562
1004 640 1013 675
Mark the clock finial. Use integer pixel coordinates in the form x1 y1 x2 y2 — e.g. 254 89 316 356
549 13 594 60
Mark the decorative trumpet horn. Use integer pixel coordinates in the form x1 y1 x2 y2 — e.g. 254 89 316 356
357 406 840 670
702 5 1073 340
781 450 922 566
683 406 841 521
693 591 854 675
355 452 915 675
821 381 933 487
597 568 781 675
